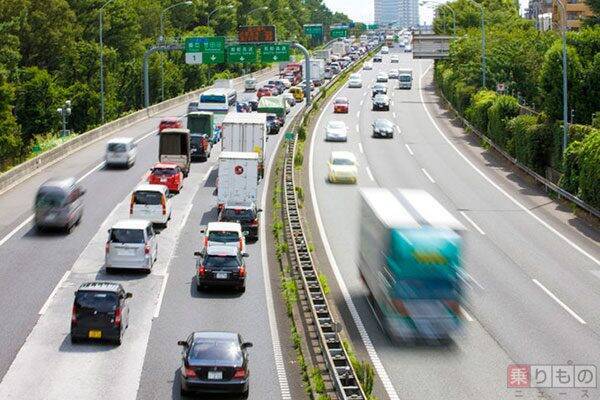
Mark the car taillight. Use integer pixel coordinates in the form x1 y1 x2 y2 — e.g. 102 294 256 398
105 241 110 254
203 237 208 248
184 366 197 378
71 305 77 324
130 195 135 214
444 300 461 316
238 265 246 277
393 299 410 317
198 265 206 277
239 238 243 251
114 307 122 327
233 367 247 379
144 244 151 254
250 218 259 227
161 196 166 215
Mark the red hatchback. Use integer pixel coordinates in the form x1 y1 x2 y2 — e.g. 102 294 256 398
147 163 183 193
333 97 349 113
158 117 183 133
257 87 273 98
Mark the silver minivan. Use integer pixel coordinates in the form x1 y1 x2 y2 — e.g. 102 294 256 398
105 137 137 168
105 219 158 273
34 177 85 233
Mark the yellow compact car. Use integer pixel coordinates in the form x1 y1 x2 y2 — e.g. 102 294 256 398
289 86 304 102
327 151 358 184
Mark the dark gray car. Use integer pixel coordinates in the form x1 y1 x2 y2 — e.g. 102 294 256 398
372 118 395 138
34 177 85 233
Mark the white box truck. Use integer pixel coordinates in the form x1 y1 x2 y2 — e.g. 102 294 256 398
331 41 347 57
314 49 332 63
398 68 413 89
221 112 267 178
217 151 259 210
303 59 326 86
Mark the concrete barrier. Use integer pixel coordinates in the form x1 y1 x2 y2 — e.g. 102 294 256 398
0 67 277 195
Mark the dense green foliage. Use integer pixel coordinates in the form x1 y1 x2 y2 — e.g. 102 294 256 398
434 0 600 209
0 0 350 169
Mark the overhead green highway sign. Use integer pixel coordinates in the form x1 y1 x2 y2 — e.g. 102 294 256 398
260 43 290 63
303 24 324 37
227 44 257 63
367 24 379 30
184 36 225 64
330 27 348 38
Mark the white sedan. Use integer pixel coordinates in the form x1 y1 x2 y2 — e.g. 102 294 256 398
328 151 358 184
390 55 400 63
363 61 373 70
348 73 363 88
376 72 388 83
325 120 348 142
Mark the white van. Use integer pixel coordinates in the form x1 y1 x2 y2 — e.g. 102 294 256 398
105 219 158 273
130 184 171 226
244 78 257 92
201 221 246 253
105 137 136 168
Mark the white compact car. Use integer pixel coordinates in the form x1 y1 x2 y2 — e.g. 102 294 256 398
363 61 373 70
130 184 172 227
376 72 389 83
328 151 358 184
105 137 137 168
348 73 363 88
325 120 348 142
390 55 400 63
201 221 246 253
105 219 158 273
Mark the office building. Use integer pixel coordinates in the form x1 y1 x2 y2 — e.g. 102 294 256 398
374 0 419 28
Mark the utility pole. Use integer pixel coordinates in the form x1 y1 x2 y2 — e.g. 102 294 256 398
57 100 72 138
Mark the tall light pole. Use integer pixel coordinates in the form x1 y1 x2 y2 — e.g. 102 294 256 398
206 4 234 26
422 1 456 37
57 100 72 138
160 1 193 102
99 0 116 124
464 0 486 88
554 0 569 152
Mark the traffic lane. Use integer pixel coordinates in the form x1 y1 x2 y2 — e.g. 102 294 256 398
0 157 209 399
137 104 306 400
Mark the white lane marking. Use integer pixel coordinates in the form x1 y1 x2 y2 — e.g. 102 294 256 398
405 144 414 155
392 112 397 118
134 129 158 144
310 80 401 400
358 143 364 154
421 168 435 183
418 62 600 267
460 306 474 322
532 279 586 324
0 216 34 248
201 166 214 183
356 111 360 118
366 166 375 182
459 211 486 235
260 110 293 400
360 99 364 106
153 272 170 318
38 271 71 315
76 161 105 184
356 124 360 132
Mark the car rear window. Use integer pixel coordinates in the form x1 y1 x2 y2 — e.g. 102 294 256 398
108 143 127 152
334 99 348 104
152 168 177 176
222 208 255 221
110 228 145 243
75 292 118 313
189 339 242 363
205 255 240 268
36 190 65 208
133 190 162 205
332 158 355 166
208 231 240 243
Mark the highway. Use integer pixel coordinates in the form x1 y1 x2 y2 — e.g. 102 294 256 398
308 47 600 400
0 70 301 399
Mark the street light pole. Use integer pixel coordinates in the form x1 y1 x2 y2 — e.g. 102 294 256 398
160 1 193 102
555 0 569 152
57 100 72 138
464 0 486 87
420 1 456 37
247 6 268 23
99 0 116 124
206 4 235 84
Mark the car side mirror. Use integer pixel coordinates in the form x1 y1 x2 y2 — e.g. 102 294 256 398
177 340 188 347
242 253 250 258
257 209 263 213
80 189 86 196
194 251 203 257
241 342 253 349
107 229 111 234
125 292 133 299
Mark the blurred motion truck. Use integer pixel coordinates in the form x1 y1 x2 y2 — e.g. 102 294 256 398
314 48 332 63
303 59 326 86
217 151 258 211
331 41 349 57
358 187 465 341
221 112 267 178
158 128 191 177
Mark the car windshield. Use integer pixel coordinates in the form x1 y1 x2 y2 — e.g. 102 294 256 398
152 167 177 176
399 75 412 82
328 121 345 129
204 255 240 268
134 190 162 205
222 208 255 221
332 157 355 166
75 292 118 313
375 120 394 129
374 95 387 101
350 74 360 79
334 99 348 104
208 231 240 243
107 143 127 152
189 339 242 363
395 279 457 299
36 190 65 208
110 228 145 243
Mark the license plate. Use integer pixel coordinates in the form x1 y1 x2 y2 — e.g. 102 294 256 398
160 178 167 182
207 371 222 380
46 213 56 221
88 330 102 339
216 272 228 280
118 249 135 256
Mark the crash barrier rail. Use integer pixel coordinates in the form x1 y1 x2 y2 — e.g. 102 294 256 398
437 90 600 219
280 45 381 399
0 67 277 195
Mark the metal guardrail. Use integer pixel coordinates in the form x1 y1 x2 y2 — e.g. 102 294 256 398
278 44 381 400
437 90 600 218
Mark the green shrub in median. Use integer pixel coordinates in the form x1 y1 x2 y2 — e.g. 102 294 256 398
452 81 476 114
559 140 584 195
465 90 498 133
487 95 520 154
509 114 550 174
578 130 600 209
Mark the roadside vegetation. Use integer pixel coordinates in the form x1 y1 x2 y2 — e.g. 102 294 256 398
433 0 600 209
0 0 351 170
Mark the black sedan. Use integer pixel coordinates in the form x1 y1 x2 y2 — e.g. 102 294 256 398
372 94 390 111
372 118 395 138
372 83 387 97
266 114 281 135
194 245 248 292
179 331 252 398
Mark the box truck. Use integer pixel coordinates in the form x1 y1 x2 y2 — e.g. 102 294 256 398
217 151 258 210
303 59 326 86
221 112 267 178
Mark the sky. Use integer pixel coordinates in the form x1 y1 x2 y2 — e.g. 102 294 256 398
323 0 528 25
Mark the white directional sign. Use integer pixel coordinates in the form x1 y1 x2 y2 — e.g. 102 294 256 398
185 52 203 64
